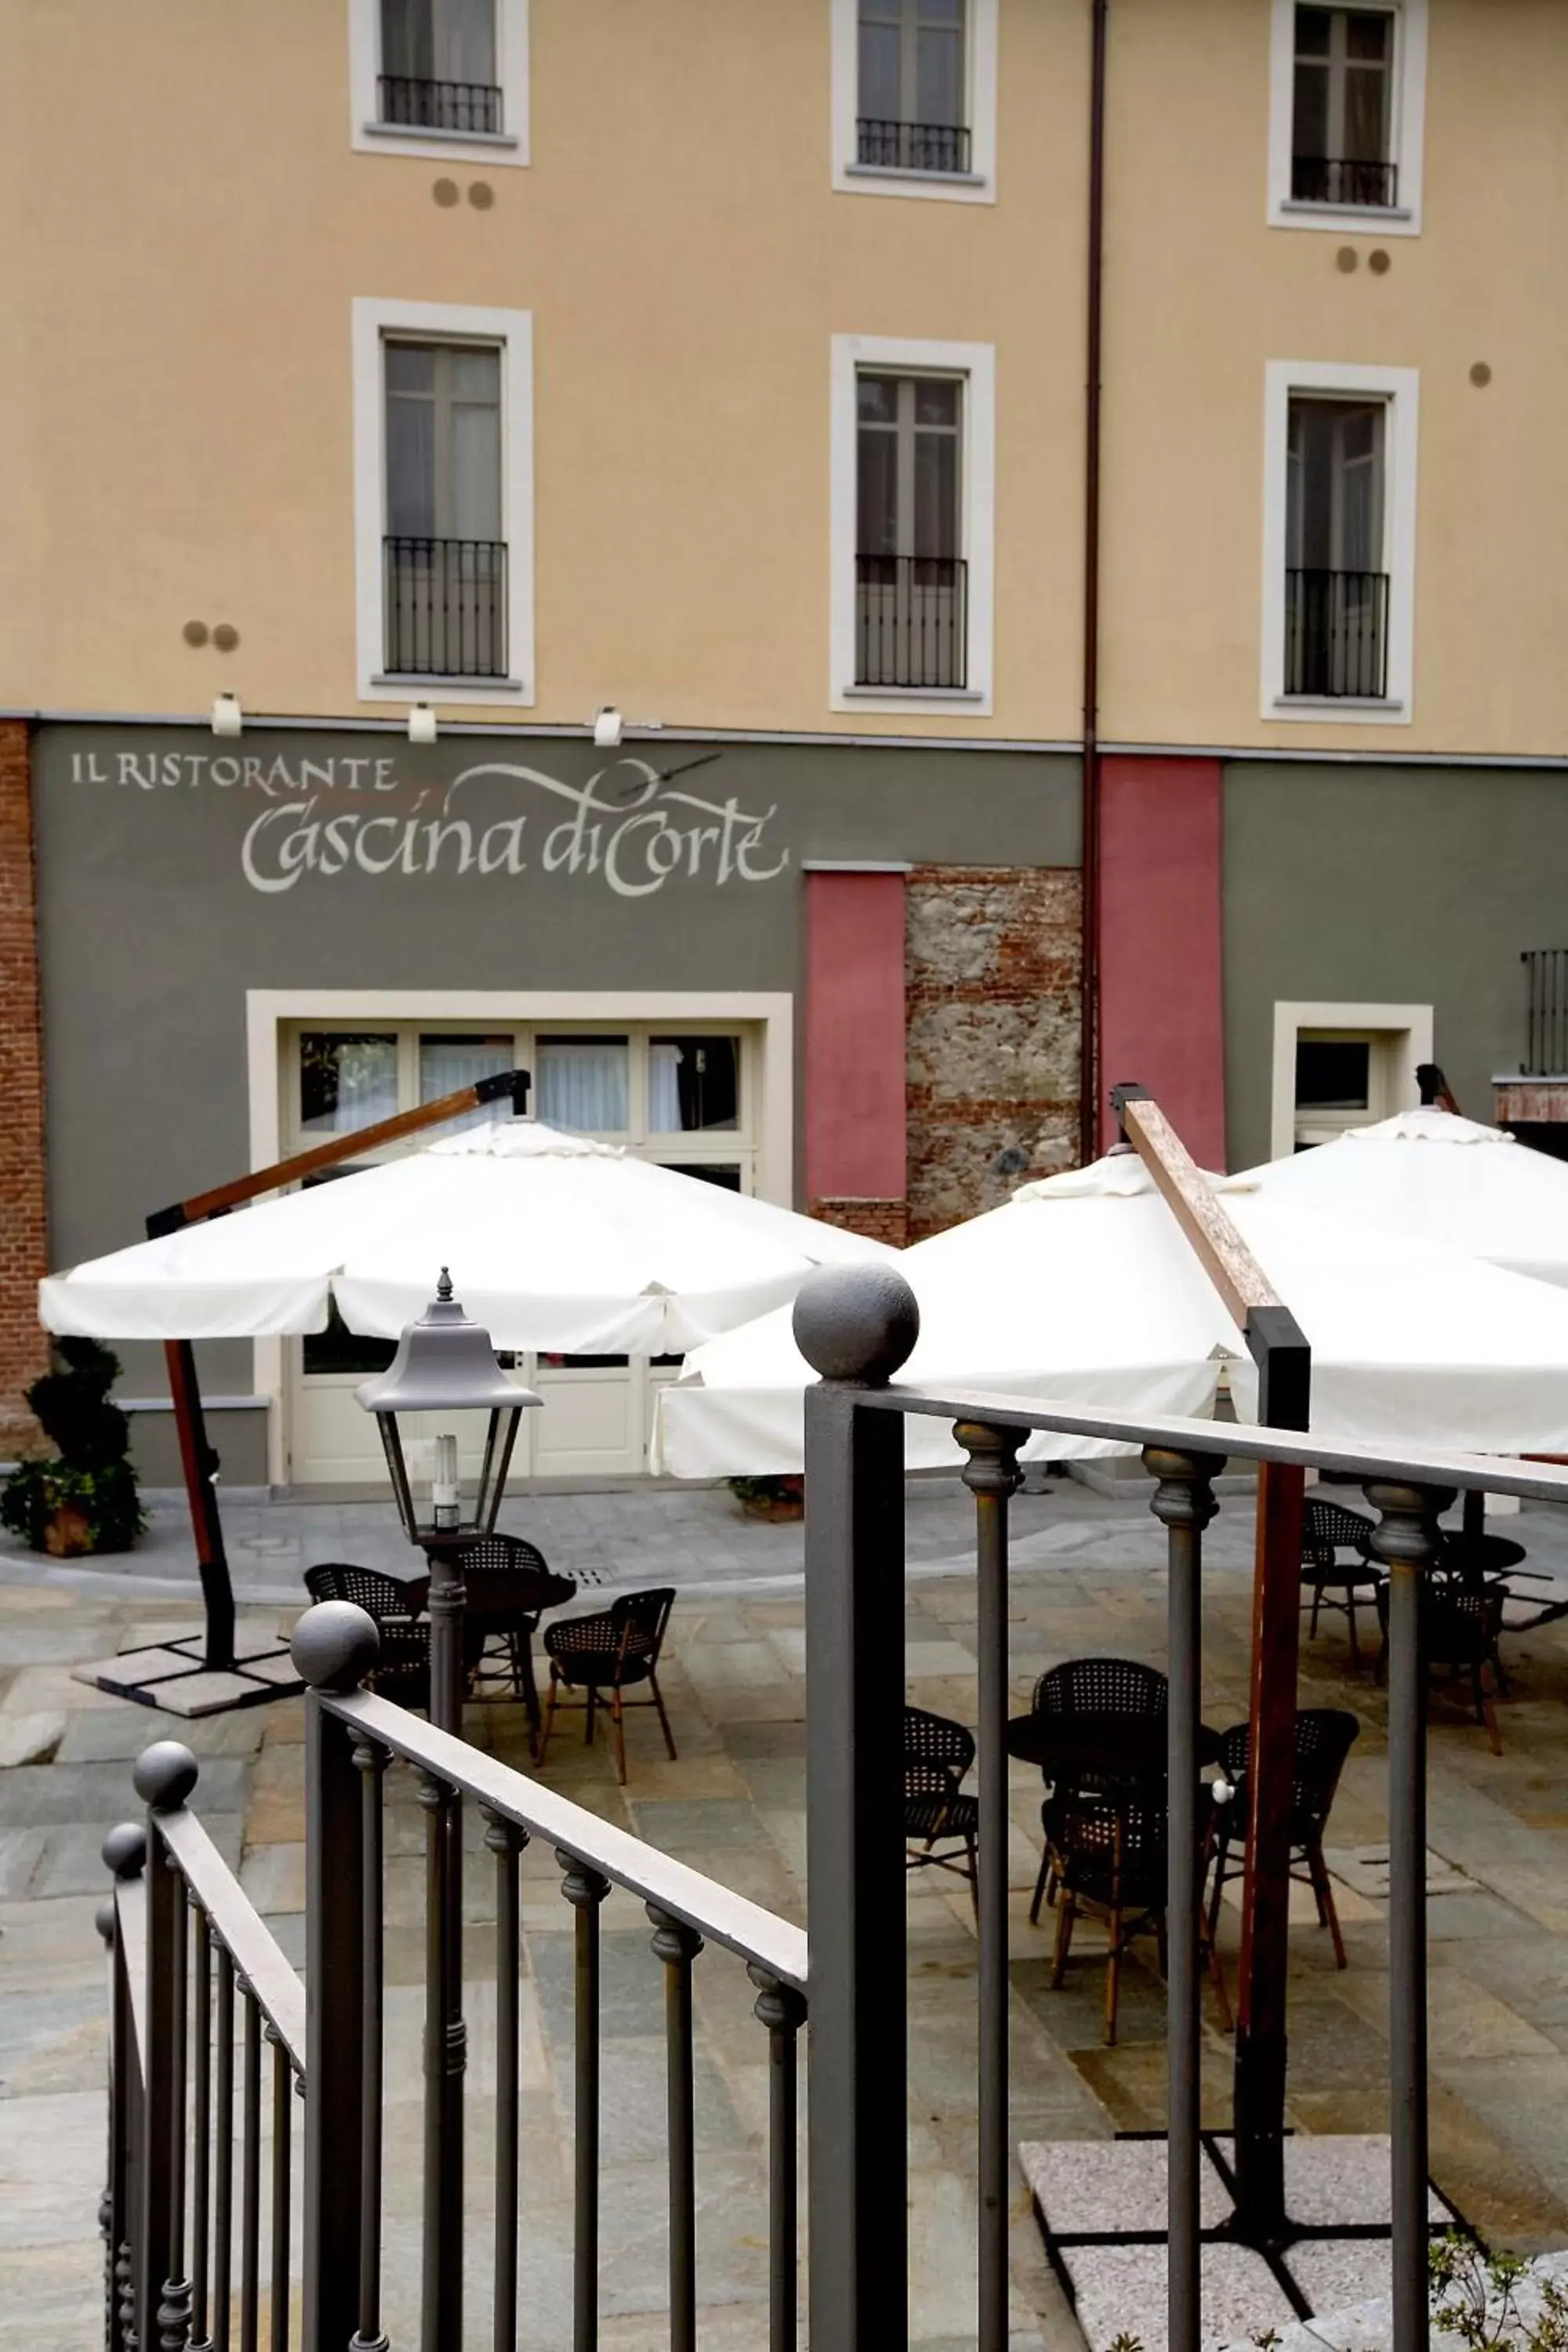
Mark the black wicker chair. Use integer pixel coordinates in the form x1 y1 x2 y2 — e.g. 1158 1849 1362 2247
539 1588 678 1784
1207 1708 1359 1969
904 1706 979 1915
1042 1785 1232 2045
1301 1498 1382 1659
1027 1657 1168 1918
1376 1575 1506 1754
303 1563 430 1711
459 1531 576 1747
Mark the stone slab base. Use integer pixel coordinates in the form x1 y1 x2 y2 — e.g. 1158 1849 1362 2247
1020 2132 1458 2352
73 1635 301 1717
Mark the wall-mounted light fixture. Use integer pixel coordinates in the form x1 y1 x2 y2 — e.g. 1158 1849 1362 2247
210 691 243 738
591 706 623 749
408 702 438 746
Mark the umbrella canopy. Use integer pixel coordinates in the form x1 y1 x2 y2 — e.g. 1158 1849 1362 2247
653 1151 1568 1475
1231 1108 1568 1287
38 1116 896 1356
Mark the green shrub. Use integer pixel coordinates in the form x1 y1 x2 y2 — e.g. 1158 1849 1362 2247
1 1338 147 1555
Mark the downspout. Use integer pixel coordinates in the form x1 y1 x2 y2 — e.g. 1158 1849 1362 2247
1079 0 1109 1167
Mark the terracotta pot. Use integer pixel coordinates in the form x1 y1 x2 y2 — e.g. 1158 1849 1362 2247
741 1494 805 1523
43 1504 96 1558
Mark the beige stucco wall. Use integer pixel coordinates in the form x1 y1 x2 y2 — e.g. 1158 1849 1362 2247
0 0 1562 754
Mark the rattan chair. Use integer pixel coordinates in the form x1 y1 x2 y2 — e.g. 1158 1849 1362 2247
1207 1709 1359 1969
303 1563 430 1711
459 1531 576 1742
1301 1498 1382 1659
904 1707 979 1915
1376 1576 1506 1754
1027 1657 1168 1917
539 1588 678 1784
1042 1785 1232 2045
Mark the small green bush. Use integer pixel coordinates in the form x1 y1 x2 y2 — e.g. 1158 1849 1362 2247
1 1338 147 1555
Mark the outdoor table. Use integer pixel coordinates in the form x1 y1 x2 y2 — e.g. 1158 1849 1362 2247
1436 1530 1528 1584
1007 1711 1222 1783
404 1559 578 1753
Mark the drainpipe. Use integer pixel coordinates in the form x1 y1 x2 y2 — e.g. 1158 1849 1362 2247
1079 0 1109 1167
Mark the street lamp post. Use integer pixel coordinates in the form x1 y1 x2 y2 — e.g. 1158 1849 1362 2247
356 1268 540 1734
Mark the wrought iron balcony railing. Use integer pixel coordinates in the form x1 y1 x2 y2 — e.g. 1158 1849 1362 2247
377 74 503 135
855 552 968 690
855 117 972 173
383 535 508 679
1521 949 1568 1076
1284 566 1389 699
1291 154 1399 207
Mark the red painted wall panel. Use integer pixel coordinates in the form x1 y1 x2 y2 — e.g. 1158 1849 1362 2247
1098 757 1227 1167
804 871 907 1202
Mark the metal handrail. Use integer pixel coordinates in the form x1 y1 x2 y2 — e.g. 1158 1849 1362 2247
1290 154 1399 206
158 1808 307 2071
115 1877 148 2062
855 552 968 689
323 1686 808 1989
1521 948 1568 1076
855 116 972 172
1284 566 1389 698
377 73 503 134
382 535 509 680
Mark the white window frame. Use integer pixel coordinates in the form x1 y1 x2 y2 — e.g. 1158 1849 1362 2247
247 988 796 1483
830 334 995 714
830 0 999 204
1267 0 1426 235
1260 359 1418 724
1270 1000 1432 1158
349 0 529 165
352 298 535 706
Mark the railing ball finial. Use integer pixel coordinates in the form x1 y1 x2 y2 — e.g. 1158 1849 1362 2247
132 1740 199 1813
95 1898 117 1947
290 1598 381 1693
101 1820 147 1880
792 1261 920 1385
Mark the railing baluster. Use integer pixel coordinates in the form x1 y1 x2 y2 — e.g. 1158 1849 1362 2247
419 1765 465 2352
134 1744 199 2352
213 1951 234 2352
559 1854 610 2352
350 1742 387 2352
486 1812 528 2352
1366 1480 1450 2352
103 1825 147 2352
1146 1450 1222 2352
189 1910 213 2352
956 1421 1024 2352
750 1969 808 2352
239 1991 261 2352
648 1911 704 2352
267 2032 291 2352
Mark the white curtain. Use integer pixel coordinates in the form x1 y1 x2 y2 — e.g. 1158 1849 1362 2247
444 0 497 85
537 1042 629 1132
420 1036 514 1133
649 1042 684 1132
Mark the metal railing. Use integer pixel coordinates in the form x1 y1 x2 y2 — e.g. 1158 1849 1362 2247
1291 154 1399 207
103 1647 806 2352
101 1751 305 2352
855 553 968 690
377 74 503 134
1521 949 1568 1075
1284 566 1389 698
383 536 508 679
855 117 972 172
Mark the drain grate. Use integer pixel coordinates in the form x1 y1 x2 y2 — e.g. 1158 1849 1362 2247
1323 1844 1472 1900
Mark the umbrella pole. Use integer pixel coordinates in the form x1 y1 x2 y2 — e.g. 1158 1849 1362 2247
164 1339 236 1673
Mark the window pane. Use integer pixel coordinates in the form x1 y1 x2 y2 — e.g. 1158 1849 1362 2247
1295 1039 1371 1109
385 343 436 395
857 420 899 555
914 378 960 429
448 347 499 404
858 17 902 118
913 430 959 557
387 383 437 539
381 0 434 81
449 401 502 541
1345 9 1391 61
1294 5 1332 56
303 1294 398 1381
441 0 496 85
649 1037 740 1133
299 1034 400 1134
659 1163 743 1192
419 1033 514 1131
919 0 963 21
1292 59 1329 156
536 1037 629 1131
916 21 963 125
858 374 898 425
1343 62 1388 159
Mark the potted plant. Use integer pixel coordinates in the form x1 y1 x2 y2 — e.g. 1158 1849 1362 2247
726 1473 806 1524
1 1338 147 1557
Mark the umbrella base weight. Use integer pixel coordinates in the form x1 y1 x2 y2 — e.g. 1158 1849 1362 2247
73 1634 302 1717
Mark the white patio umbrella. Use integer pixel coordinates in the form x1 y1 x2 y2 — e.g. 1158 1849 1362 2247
1231 1108 1568 1287
38 1116 895 1353
652 1151 1568 1475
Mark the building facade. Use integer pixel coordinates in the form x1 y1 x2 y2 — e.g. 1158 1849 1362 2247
2 0 1564 1480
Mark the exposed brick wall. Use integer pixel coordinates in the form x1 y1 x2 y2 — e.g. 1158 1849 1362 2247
0 722 47 1454
807 1197 910 1248
905 866 1082 1242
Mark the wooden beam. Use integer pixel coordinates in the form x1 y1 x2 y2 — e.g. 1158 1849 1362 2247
1116 1091 1279 1330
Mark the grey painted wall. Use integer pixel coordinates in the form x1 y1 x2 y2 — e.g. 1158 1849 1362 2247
1222 762 1568 1170
33 724 1079 1399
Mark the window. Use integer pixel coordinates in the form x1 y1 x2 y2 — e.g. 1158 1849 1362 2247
383 341 506 681
1285 396 1386 697
1267 0 1425 231
352 299 534 705
1260 361 1417 721
349 0 528 164
1269 1001 1432 1155
831 0 997 201
830 335 995 711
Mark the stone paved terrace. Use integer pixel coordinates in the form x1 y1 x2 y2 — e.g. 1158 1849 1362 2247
5 1483 1568 2348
